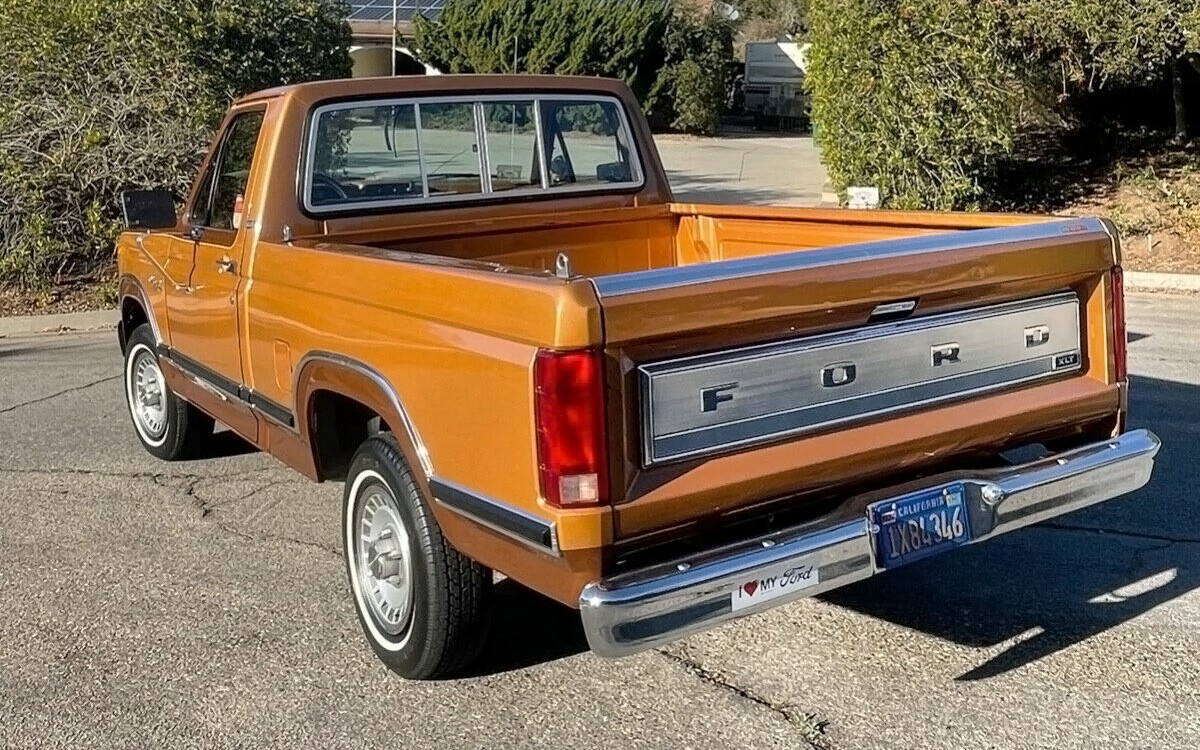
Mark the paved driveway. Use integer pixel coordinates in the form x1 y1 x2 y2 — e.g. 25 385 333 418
655 133 826 205
1 294 1197 749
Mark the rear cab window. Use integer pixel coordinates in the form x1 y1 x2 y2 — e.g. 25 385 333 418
303 94 642 213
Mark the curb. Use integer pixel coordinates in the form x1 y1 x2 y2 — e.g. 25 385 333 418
0 308 118 338
1124 271 1200 293
820 178 840 207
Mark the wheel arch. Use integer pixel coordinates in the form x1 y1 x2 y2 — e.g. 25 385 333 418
118 274 163 352
293 353 432 486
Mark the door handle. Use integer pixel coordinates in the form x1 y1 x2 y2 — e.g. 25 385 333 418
215 257 236 274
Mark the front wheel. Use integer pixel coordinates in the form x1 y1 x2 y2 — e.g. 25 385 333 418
123 324 213 460
343 434 492 679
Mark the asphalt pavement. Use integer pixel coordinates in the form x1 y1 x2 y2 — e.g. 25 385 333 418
1 292 1197 749
656 133 827 206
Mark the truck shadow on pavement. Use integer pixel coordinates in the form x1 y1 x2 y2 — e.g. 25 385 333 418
823 373 1197 681
187 427 260 461
465 579 590 677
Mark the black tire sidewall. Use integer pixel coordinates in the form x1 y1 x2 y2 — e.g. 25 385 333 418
343 435 447 679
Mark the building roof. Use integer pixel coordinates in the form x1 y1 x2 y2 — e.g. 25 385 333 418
347 0 445 40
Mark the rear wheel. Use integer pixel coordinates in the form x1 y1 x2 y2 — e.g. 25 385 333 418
123 324 214 460
343 434 491 679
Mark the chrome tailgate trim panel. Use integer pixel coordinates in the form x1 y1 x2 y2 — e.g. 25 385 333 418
639 293 1082 466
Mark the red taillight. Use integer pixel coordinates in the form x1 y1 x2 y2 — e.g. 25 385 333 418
1110 266 1127 382
534 349 608 508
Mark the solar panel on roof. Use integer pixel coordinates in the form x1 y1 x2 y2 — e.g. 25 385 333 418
346 0 447 22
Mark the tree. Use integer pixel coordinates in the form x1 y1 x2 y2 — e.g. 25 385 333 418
414 0 735 134
653 5 737 134
0 0 351 287
1007 2 1200 141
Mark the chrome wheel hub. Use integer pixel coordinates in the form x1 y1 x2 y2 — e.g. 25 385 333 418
356 484 414 635
132 353 167 439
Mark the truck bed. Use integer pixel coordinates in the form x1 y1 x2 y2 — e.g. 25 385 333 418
311 208 1123 545
319 204 1049 280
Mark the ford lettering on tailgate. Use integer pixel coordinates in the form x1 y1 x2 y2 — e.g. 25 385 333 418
639 293 1082 466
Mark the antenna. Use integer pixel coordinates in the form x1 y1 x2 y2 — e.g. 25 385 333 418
390 0 398 76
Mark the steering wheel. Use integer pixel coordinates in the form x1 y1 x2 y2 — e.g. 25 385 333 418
311 173 349 202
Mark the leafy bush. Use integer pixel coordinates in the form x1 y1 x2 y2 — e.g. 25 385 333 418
0 0 351 287
807 0 1022 210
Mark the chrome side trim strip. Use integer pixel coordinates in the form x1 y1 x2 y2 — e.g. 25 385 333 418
246 391 296 429
580 429 1160 658
158 345 297 429
158 345 242 401
293 351 434 477
430 477 559 555
591 218 1108 297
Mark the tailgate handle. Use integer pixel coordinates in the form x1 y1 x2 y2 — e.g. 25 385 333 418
820 362 858 388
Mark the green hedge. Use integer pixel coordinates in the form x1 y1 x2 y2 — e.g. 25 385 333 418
806 0 1022 209
413 0 733 135
0 0 351 287
414 0 671 101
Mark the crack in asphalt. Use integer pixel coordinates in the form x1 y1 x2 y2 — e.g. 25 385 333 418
0 466 272 485
658 648 834 749
0 466 206 483
3 465 340 558
209 519 342 558
189 476 343 558
1040 522 1200 546
0 375 120 414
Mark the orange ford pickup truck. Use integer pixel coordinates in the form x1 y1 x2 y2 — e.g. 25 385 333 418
116 74 1160 679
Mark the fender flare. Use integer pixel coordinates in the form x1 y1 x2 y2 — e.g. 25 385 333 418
117 274 164 350
292 351 433 483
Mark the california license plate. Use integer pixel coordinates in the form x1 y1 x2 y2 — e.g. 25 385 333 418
870 484 972 570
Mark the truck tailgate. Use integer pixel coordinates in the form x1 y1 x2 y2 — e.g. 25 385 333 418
594 218 1122 540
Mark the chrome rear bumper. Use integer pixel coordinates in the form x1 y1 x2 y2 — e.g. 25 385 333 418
579 429 1161 658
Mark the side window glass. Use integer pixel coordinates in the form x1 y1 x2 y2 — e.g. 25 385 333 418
188 163 217 226
310 104 421 206
542 100 638 188
207 111 265 230
417 102 482 196
481 101 541 191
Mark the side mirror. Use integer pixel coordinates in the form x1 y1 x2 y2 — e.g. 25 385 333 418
120 189 178 230
596 161 631 183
